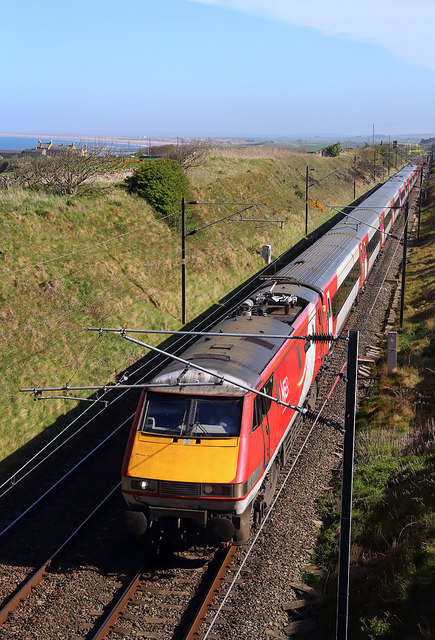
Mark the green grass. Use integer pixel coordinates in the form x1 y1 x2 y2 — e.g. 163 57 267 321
0 148 389 469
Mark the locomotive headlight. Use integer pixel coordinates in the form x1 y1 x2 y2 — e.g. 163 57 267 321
131 478 158 492
201 484 232 497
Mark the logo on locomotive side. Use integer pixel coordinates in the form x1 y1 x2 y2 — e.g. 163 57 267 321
280 376 290 405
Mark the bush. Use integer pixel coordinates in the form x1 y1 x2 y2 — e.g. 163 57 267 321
125 159 189 225
13 144 118 195
323 142 342 157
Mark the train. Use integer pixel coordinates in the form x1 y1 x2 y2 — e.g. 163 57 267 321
121 164 419 546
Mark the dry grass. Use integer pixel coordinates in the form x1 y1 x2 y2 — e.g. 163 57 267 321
210 147 296 160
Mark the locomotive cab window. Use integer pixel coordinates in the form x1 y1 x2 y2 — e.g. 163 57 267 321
252 377 274 431
140 392 242 437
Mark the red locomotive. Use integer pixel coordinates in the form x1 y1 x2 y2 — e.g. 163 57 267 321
121 164 418 545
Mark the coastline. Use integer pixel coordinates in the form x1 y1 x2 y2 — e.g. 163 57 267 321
0 132 179 147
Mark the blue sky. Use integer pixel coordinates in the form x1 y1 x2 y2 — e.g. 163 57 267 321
1 0 434 139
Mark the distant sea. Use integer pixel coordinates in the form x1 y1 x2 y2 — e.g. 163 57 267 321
0 135 132 151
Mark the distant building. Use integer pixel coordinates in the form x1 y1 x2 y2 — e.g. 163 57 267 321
22 140 88 157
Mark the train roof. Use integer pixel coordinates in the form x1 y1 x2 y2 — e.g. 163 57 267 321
275 165 417 289
147 314 295 395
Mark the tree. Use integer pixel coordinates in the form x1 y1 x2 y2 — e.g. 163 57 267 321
125 159 189 226
14 143 118 195
323 142 342 157
157 138 213 171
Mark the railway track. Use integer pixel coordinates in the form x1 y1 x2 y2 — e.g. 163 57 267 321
0 487 120 626
89 546 237 640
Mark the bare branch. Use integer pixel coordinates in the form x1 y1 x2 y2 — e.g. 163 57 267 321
157 138 214 171
11 142 119 195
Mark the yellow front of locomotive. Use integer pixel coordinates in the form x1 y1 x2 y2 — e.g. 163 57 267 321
121 388 255 544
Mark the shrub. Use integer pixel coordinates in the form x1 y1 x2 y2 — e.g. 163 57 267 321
323 142 342 157
125 159 189 225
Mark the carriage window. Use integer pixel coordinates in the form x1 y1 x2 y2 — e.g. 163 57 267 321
366 229 381 260
383 210 392 231
331 258 361 318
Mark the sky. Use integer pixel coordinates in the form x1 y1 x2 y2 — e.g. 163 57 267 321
0 0 434 139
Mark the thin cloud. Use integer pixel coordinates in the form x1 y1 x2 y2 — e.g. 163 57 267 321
190 0 435 69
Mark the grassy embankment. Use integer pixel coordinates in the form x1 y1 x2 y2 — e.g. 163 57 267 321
0 147 382 466
314 178 435 639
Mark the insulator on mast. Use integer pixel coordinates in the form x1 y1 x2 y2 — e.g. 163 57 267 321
306 333 336 343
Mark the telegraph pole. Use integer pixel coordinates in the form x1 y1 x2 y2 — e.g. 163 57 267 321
399 202 409 328
181 197 186 325
372 125 376 182
353 156 357 200
305 165 309 235
418 166 423 240
336 329 359 640
388 135 391 176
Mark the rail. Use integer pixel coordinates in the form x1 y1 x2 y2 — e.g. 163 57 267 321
0 485 119 625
